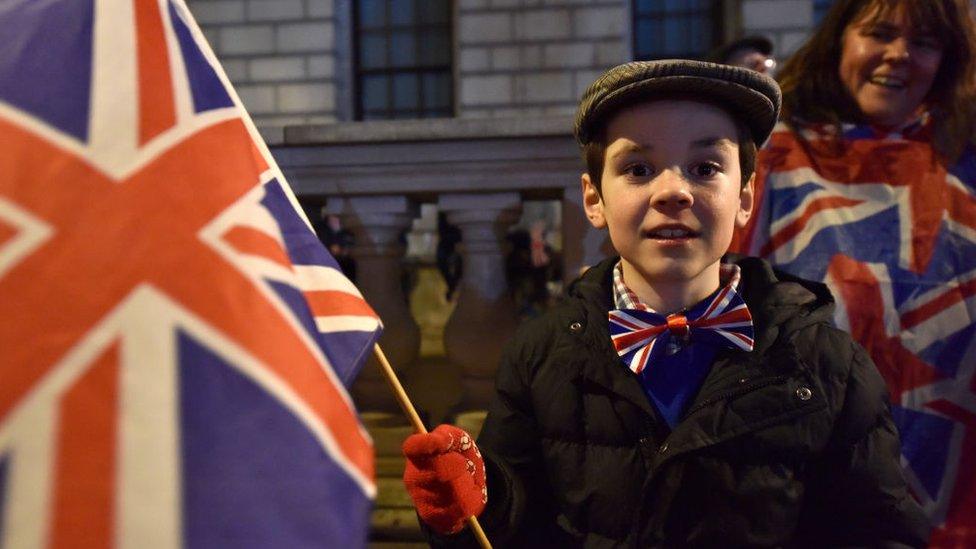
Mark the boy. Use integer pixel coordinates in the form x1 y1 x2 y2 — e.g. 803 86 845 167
402 60 929 547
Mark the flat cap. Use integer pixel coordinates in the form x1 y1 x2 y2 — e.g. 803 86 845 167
574 59 782 148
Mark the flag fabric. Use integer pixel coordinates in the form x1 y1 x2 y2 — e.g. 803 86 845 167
0 1 382 547
736 120 976 547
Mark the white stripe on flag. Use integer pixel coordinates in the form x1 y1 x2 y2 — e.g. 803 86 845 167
294 265 365 297
315 315 381 334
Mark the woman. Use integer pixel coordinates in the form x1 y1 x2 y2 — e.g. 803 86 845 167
734 0 976 544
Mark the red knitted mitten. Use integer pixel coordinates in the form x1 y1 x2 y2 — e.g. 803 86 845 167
402 424 487 535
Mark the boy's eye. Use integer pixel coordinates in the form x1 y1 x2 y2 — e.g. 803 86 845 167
625 164 653 178
690 162 721 178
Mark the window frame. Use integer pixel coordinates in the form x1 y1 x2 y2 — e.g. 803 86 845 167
351 0 455 121
631 0 726 61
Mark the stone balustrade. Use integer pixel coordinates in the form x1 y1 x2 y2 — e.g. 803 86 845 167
270 116 608 414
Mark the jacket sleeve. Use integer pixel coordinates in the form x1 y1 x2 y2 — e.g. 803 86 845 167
801 333 931 548
423 323 564 547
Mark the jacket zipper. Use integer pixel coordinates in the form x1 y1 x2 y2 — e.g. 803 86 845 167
683 374 789 418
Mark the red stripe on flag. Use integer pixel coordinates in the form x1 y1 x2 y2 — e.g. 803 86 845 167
223 226 292 269
901 278 976 330
250 140 269 174
760 196 863 258
135 0 176 145
693 308 752 328
0 218 15 249
51 344 119 549
701 286 730 319
305 290 378 319
612 327 664 351
609 314 645 331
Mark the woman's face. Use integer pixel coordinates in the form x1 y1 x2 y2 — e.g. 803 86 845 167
838 3 944 128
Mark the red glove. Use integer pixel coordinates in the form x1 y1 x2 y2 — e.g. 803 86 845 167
402 424 487 535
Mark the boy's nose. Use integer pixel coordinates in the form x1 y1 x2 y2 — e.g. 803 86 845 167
651 172 693 210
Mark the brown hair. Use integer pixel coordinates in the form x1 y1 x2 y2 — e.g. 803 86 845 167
582 104 757 194
777 0 976 162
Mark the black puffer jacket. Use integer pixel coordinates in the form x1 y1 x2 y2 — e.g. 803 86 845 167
433 256 929 548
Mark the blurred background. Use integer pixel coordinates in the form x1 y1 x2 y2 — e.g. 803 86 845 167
182 1 969 545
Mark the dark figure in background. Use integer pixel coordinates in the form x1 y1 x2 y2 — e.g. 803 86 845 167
707 35 777 74
312 212 356 281
506 222 561 319
436 212 462 301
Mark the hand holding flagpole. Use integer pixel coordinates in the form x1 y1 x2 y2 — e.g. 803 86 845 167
373 344 492 549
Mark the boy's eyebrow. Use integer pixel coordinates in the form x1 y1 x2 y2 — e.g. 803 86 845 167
691 137 736 149
608 138 736 158
608 143 650 158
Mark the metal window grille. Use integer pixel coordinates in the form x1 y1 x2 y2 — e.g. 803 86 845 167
353 0 454 120
632 0 724 61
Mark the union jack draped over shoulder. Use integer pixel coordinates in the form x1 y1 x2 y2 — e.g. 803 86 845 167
737 121 976 546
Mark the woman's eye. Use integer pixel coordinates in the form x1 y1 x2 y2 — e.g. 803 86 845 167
691 162 721 178
912 36 941 50
863 27 895 41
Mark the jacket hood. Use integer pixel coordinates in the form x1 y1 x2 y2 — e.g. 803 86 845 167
568 254 836 354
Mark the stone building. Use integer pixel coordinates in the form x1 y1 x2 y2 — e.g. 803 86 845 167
186 0 833 543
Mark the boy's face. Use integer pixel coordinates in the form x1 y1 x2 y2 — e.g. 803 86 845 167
581 100 754 306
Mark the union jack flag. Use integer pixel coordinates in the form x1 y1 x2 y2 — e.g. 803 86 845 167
736 122 976 547
0 1 381 547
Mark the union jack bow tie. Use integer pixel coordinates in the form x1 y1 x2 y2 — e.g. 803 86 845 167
609 285 754 375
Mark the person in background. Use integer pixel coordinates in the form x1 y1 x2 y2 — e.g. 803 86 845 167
436 212 463 302
707 35 777 74
732 0 976 543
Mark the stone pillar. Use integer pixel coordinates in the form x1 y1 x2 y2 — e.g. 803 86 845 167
438 192 522 411
327 196 421 413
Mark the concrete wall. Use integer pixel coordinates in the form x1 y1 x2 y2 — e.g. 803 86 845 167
188 0 821 127
455 0 628 119
187 0 344 126
740 0 814 60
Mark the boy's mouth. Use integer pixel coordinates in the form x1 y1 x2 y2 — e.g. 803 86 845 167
646 225 699 240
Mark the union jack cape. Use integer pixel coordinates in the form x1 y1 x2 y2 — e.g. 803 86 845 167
0 1 382 547
735 120 976 547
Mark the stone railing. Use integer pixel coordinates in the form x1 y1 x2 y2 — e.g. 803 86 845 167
270 116 609 415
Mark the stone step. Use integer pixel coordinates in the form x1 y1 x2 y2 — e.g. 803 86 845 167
362 412 416 457
369 508 425 541
453 410 488 440
375 477 414 508
376 455 406 477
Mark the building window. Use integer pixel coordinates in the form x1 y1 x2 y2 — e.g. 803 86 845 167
814 0 834 24
632 0 723 60
353 0 453 120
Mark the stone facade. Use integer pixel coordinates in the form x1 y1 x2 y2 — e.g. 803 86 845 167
188 0 343 127
456 0 628 119
187 0 824 128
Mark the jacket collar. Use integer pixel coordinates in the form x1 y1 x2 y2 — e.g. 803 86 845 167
568 255 833 421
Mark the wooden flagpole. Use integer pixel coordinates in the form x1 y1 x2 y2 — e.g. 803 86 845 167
372 344 492 549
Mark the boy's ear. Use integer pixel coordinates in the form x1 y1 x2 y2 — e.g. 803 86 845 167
735 172 756 228
581 173 607 229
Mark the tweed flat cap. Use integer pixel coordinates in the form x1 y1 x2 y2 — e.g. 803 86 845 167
574 59 781 147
